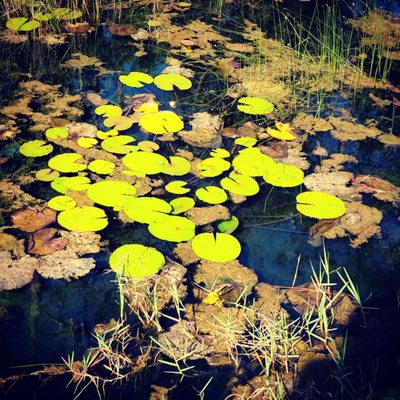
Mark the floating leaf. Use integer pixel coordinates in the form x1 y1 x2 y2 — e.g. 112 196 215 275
101 135 137 154
218 215 239 234
139 111 184 135
235 137 257 147
12 207 56 233
58 206 108 232
77 137 98 149
97 129 118 140
263 163 304 187
137 101 159 113
210 148 230 158
6 17 40 31
192 232 241 262
33 12 53 21
153 73 192 91
122 151 168 175
237 97 274 115
45 127 68 140
267 122 297 141
87 180 136 209
88 160 115 175
197 157 231 178
148 215 195 242
138 141 160 152
20 140 53 157
104 115 134 131
296 191 346 219
109 244 165 279
220 173 259 196
170 197 195 214
51 176 91 194
202 288 223 305
124 197 171 224
48 153 86 173
162 156 191 176
95 105 123 118
48 195 77 211
233 149 276 177
196 186 227 205
35 168 60 182
119 72 153 88
165 180 190 194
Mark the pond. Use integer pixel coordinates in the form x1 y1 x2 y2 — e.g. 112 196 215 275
0 1 399 399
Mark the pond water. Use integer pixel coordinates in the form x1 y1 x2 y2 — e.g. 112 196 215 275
0 0 399 399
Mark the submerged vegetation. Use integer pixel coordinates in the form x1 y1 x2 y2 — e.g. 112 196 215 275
0 0 399 398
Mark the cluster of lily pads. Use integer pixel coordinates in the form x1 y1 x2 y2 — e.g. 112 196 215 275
19 71 346 279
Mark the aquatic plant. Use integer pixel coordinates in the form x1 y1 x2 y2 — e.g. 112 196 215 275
237 97 274 115
87 160 115 175
139 110 184 135
217 215 239 234
58 206 108 232
119 72 153 88
48 153 86 173
6 17 40 31
165 180 190 194
148 215 195 242
266 122 297 141
220 172 260 196
263 163 304 188
101 135 137 154
153 73 192 91
47 195 77 211
296 191 346 219
122 151 168 176
170 197 195 214
124 197 172 224
19 140 53 157
86 181 137 209
195 186 227 205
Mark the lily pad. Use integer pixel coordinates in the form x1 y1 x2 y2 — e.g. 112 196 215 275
191 232 241 262
87 180 137 209
148 215 195 242
97 129 118 140
235 137 257 147
153 73 192 91
104 115 134 131
101 135 137 154
263 163 304 187
6 17 40 31
119 72 153 88
267 122 297 141
139 111 184 135
109 244 165 279
124 197 172 224
46 127 69 140
237 97 274 115
35 168 60 182
217 215 239 234
20 140 53 157
170 197 195 214
77 137 98 148
197 157 231 178
233 150 276 177
48 195 77 211
95 105 123 118
165 181 190 194
196 186 228 205
220 173 260 196
162 156 191 176
58 206 108 232
88 160 115 175
51 176 91 194
210 148 231 158
48 153 87 173
122 151 168 176
296 191 346 219
138 141 160 152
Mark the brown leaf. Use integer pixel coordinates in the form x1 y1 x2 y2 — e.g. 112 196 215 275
12 207 57 232
309 218 341 237
27 228 69 256
352 175 397 193
258 142 288 158
108 23 137 36
65 22 91 33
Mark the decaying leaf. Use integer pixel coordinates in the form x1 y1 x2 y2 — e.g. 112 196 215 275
12 207 57 232
27 228 69 255
352 175 400 203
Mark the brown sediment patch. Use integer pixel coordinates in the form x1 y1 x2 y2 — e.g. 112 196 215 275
185 205 230 226
378 133 400 146
173 240 199 266
292 112 334 135
328 116 382 141
59 231 104 255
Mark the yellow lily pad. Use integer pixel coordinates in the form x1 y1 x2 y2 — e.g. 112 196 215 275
165 180 190 194
97 129 118 140
196 186 228 205
77 137 98 149
109 244 165 279
263 163 304 187
124 197 171 224
20 140 53 157
95 105 123 118
122 151 168 175
296 191 346 219
170 197 195 214
88 160 115 175
138 141 160 152
153 73 192 91
197 157 231 178
119 72 153 88
210 148 231 158
58 206 108 232
51 176 91 194
48 153 86 173
48 195 77 211
137 101 159 114
237 97 274 115
220 172 259 196
104 115 134 131
234 137 257 148
267 122 297 141
139 111 184 135
162 156 191 176
148 215 195 242
233 149 276 177
101 135 137 154
45 127 69 140
192 232 241 262
35 168 60 182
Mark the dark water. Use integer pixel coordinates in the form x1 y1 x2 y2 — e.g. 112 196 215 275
0 0 399 398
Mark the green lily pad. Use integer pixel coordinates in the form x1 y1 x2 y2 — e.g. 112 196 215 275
33 12 53 21
51 176 91 194
58 206 108 232
101 135 137 154
210 148 230 158
220 173 259 196
139 111 184 135
296 191 346 219
97 129 118 140
124 197 172 224
170 197 195 214
48 195 77 211
6 17 40 31
35 168 60 182
95 105 123 118
122 151 168 176
20 140 53 157
45 127 69 140
104 115 134 131
217 215 239 234
109 244 165 279
148 215 195 242
165 181 190 194
233 149 276 177
263 163 304 187
192 232 241 262
162 156 191 176
87 180 137 209
77 137 98 149
88 160 115 175
119 72 153 88
48 153 86 173
234 137 257 147
196 186 228 205
237 97 274 115
153 73 192 91
197 157 231 178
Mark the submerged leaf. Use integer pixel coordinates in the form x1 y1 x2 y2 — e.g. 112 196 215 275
148 215 195 242
154 73 192 91
27 228 69 256
58 206 108 232
119 71 153 88
192 232 241 262
109 244 165 279
237 97 274 115
139 111 184 135
20 140 53 157
296 191 346 219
